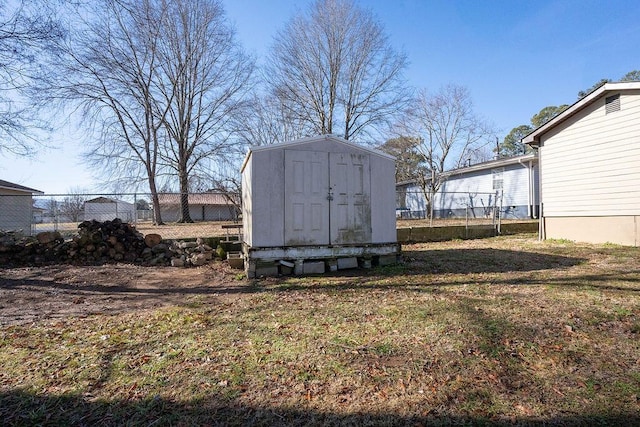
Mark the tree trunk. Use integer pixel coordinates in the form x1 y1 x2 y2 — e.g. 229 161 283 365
146 166 164 225
151 191 163 226
177 168 193 223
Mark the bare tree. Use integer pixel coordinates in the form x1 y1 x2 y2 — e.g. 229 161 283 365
154 0 254 222
51 0 168 224
233 93 309 147
208 176 241 222
408 85 494 217
49 0 252 224
266 0 410 141
0 0 63 157
378 136 427 183
59 186 87 222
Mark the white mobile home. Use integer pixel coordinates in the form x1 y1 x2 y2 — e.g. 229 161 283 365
241 135 399 277
397 153 539 219
524 82 640 245
0 179 43 235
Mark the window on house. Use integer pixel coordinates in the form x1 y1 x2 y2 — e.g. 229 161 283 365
492 168 504 190
605 94 620 114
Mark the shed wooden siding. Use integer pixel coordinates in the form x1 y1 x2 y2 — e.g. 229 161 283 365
369 153 397 242
241 155 254 246
242 148 286 248
539 90 640 217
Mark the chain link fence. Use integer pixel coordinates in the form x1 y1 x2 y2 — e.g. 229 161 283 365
396 189 529 229
1 192 241 240
1 189 533 240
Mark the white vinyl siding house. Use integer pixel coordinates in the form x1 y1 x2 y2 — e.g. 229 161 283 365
396 184 427 217
397 154 539 220
523 82 640 245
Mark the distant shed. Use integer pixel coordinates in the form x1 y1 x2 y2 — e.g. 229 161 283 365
241 135 399 277
84 197 135 222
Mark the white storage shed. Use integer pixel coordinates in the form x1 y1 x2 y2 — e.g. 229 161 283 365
241 135 399 277
84 197 135 222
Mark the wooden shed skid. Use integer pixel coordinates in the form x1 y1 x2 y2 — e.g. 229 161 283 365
243 242 400 278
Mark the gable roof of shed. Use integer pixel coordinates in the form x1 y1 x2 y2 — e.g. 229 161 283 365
523 82 640 146
85 196 121 203
0 179 43 194
241 134 394 172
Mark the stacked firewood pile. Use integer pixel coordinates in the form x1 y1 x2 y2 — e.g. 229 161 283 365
70 219 149 263
0 230 64 265
0 219 218 267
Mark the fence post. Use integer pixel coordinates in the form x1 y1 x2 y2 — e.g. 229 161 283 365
53 200 59 232
429 188 434 227
465 205 469 228
497 189 503 234
133 193 137 226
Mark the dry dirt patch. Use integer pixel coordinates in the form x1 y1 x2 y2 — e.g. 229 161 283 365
0 261 245 326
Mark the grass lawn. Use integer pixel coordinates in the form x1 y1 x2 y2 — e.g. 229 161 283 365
1 235 639 426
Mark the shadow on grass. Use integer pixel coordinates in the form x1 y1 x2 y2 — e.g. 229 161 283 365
401 248 584 274
259 248 640 293
0 389 636 426
1 249 638 300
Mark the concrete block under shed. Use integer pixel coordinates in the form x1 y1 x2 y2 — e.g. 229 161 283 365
376 254 397 266
358 257 372 269
326 259 338 272
256 265 279 277
303 260 325 274
279 260 294 275
253 260 279 277
227 252 244 269
337 257 358 270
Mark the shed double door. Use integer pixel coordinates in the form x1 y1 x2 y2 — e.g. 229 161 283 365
284 150 371 246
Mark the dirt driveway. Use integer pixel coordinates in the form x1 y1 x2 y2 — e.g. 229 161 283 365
0 262 247 326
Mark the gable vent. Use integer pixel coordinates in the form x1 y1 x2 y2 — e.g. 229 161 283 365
605 94 620 114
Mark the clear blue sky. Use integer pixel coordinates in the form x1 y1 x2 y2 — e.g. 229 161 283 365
3 0 640 193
